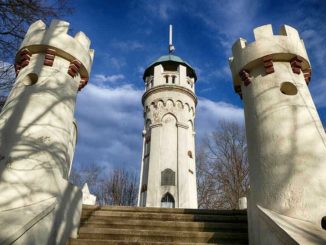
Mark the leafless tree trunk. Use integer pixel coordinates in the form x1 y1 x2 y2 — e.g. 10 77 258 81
196 120 249 209
97 169 138 206
0 0 73 101
69 163 138 206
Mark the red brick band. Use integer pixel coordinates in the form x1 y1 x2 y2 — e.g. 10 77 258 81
68 59 81 78
239 69 251 86
15 48 32 76
303 68 312 85
78 77 88 91
44 48 56 66
262 55 274 74
290 56 303 74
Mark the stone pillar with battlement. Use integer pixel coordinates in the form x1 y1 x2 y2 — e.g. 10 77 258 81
229 24 326 244
0 19 94 244
138 55 198 209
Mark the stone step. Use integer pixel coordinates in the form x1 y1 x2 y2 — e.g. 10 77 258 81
77 227 248 243
69 238 243 245
82 204 247 215
80 219 248 232
81 211 247 223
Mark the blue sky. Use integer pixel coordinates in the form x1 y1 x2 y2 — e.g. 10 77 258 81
63 0 326 173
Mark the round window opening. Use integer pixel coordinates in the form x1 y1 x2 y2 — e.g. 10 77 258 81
280 82 297 96
322 216 326 230
22 73 38 86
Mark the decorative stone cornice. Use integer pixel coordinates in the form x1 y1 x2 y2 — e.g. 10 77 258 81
142 85 197 106
176 122 189 129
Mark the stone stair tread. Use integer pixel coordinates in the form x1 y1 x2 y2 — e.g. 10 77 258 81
78 227 248 242
82 205 247 215
81 211 247 223
69 238 245 245
80 219 247 231
72 206 248 244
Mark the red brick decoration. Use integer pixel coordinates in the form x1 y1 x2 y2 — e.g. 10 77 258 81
239 69 251 86
302 68 312 85
68 59 81 78
20 48 32 68
78 77 88 91
290 56 303 74
262 55 274 74
44 48 56 66
15 48 32 76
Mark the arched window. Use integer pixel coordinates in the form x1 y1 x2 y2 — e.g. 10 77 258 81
161 168 175 186
161 192 175 208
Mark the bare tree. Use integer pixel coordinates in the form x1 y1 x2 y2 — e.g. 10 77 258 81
196 120 249 209
0 0 73 93
97 169 138 206
69 162 103 189
69 163 139 206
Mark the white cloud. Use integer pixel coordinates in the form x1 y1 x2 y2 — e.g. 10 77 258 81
101 53 126 70
196 98 244 140
142 0 175 20
74 83 143 171
73 83 244 172
93 74 125 83
111 40 144 51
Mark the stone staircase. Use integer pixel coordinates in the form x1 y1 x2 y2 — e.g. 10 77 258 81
69 205 248 244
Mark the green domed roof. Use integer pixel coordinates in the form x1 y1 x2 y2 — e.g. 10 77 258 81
143 54 197 80
153 54 185 64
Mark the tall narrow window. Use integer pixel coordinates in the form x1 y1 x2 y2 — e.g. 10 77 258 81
172 76 176 84
165 75 169 83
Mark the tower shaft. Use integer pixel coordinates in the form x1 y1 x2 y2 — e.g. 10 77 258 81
0 19 94 244
139 56 198 208
229 24 326 244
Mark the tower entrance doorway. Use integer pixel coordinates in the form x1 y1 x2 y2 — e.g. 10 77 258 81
161 193 175 208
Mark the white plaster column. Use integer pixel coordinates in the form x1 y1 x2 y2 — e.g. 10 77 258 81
145 123 162 207
177 122 189 208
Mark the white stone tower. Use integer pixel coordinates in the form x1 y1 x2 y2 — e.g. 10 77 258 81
0 19 93 244
229 24 326 244
138 28 198 208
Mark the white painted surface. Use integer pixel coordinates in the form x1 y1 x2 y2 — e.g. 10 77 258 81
139 63 198 208
0 19 93 244
230 24 326 244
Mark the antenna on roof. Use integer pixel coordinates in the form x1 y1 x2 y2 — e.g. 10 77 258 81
169 24 175 54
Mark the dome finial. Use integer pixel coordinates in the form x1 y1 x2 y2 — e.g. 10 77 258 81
169 24 175 54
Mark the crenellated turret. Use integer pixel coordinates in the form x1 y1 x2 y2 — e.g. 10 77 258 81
229 24 326 244
0 19 94 244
